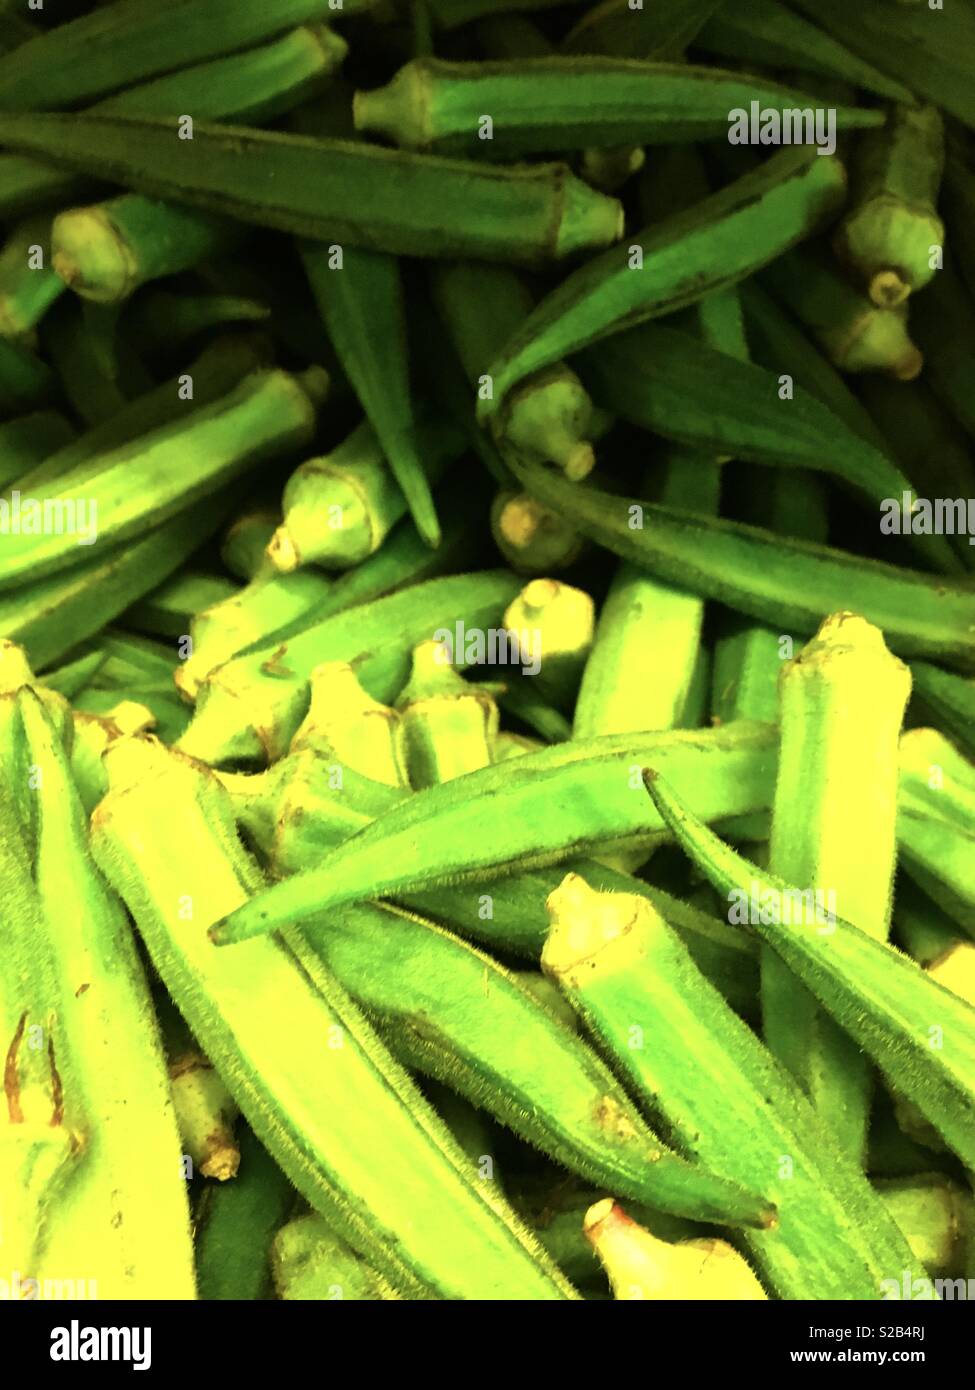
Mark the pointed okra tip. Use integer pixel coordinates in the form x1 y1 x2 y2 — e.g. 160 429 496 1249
585 1199 767 1301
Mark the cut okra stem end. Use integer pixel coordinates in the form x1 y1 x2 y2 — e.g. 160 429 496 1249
51 207 134 304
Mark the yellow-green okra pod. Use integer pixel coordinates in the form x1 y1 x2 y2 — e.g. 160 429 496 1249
353 57 881 157
0 113 624 267
0 410 75 491
644 770 975 1170
395 640 498 788
268 415 464 573
490 490 586 573
90 738 577 1301
763 614 912 1165
0 214 63 340
123 568 240 642
211 721 779 939
15 690 196 1298
479 145 846 430
291 661 409 788
292 898 772 1228
876 1175 974 1278
178 567 521 766
502 454 975 669
908 662 975 762
501 578 595 712
542 871 924 1299
833 104 945 307
157 994 240 1183
272 1215 398 1301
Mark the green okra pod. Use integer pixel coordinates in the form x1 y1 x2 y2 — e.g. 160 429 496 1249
763 614 912 1164
562 0 726 59
694 0 913 103
272 1214 397 1301
220 506 280 582
0 410 75 491
542 872 922 1299
911 260 975 448
0 493 239 670
503 455 975 669
396 641 497 788
833 104 945 307
430 260 598 479
124 291 270 356
123 569 240 641
15 690 196 1298
490 491 585 573
494 679 573 744
195 1125 297 1301
910 663 975 763
178 567 520 766
0 329 54 414
790 0 975 133
353 57 881 157
0 365 323 592
0 213 63 340
426 0 564 27
156 994 240 1183
0 113 624 268
761 244 924 379
876 1175 974 1277
41 296 127 428
0 0 364 113
301 239 441 547
268 415 464 572
480 145 846 430
293 898 771 1228
645 770 975 1170
211 721 778 940
89 737 577 1301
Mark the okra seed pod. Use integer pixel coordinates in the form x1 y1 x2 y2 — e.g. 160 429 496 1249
395 640 498 788
583 1199 767 1301
502 578 595 711
290 661 409 788
490 490 585 573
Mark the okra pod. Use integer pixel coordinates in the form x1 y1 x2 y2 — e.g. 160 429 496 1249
542 872 923 1298
16 690 196 1298
157 994 240 1183
490 491 585 573
761 244 923 379
645 771 975 1169
396 641 497 788
910 662 975 762
503 454 975 669
195 1126 297 1301
41 295 127 427
480 145 847 428
502 578 595 712
0 113 624 267
0 366 323 591
0 0 365 113
584 1200 767 1300
911 259 975 447
834 104 945 306
268 415 463 572
90 737 577 1301
211 721 778 939
0 213 63 340
876 1175 974 1277
272 1214 397 1301
293 898 771 1227
429 260 598 479
301 239 441 546
763 614 911 1164
178 567 521 766
426 0 564 28
220 506 280 582
694 0 913 104
291 661 409 787
123 569 240 641
562 0 727 60
0 324 54 413
353 57 881 157
0 409 75 490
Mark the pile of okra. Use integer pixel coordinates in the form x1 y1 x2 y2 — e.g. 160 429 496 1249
3 0 975 1305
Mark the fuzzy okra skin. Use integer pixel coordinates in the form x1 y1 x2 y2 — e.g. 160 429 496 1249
294 899 772 1229
0 0 363 113
0 366 322 592
561 0 726 59
0 114 623 268
763 615 912 1165
909 663 975 763
353 57 881 156
504 454 975 670
15 690 196 1298
89 739 577 1302
541 873 925 1300
301 240 441 547
272 1214 397 1301
211 721 778 941
479 145 846 428
179 566 519 766
644 771 975 1170
833 104 945 307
